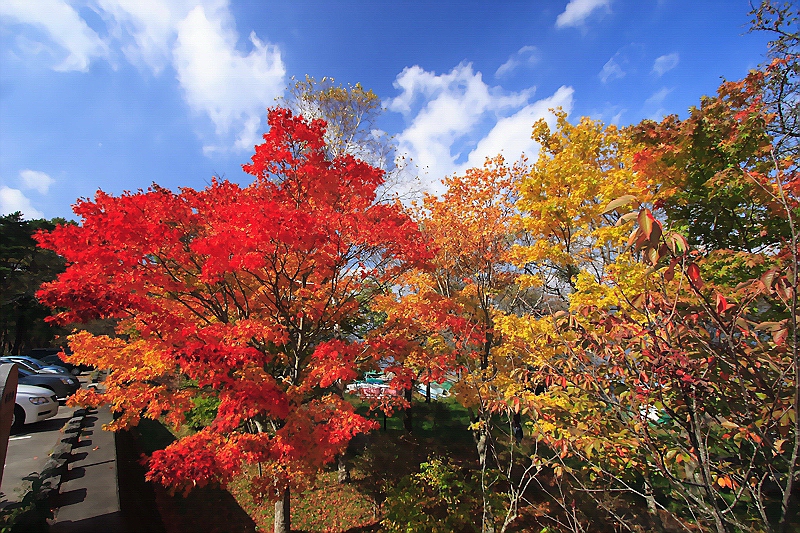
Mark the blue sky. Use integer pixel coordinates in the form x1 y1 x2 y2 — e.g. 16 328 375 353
0 0 773 220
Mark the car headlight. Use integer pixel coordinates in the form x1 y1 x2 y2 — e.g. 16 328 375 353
28 397 49 405
60 377 73 384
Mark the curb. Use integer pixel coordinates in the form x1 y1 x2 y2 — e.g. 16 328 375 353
37 408 88 500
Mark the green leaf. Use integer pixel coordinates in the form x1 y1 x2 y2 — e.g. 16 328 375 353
669 233 688 254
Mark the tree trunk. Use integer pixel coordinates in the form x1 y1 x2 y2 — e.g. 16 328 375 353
512 412 523 444
644 474 665 533
481 331 493 370
11 305 26 355
473 419 495 533
403 386 413 432
274 486 290 533
425 381 431 403
337 453 350 483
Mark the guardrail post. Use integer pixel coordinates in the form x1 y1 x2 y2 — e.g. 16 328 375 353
0 363 19 489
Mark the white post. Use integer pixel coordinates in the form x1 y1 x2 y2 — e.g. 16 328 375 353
0 363 19 489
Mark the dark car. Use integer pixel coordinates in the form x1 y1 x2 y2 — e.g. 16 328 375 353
28 348 91 375
16 365 80 402
0 356 72 375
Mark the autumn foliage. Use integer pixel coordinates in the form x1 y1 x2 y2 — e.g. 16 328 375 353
376 37 798 533
31 4 800 532
37 108 428 503
490 62 798 533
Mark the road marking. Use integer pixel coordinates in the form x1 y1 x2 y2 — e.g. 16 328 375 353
9 435 31 441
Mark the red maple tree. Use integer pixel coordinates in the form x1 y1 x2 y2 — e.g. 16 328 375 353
37 108 429 532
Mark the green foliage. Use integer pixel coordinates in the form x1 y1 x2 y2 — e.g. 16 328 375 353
0 213 66 355
0 475 52 533
631 90 785 253
184 395 220 431
382 456 489 533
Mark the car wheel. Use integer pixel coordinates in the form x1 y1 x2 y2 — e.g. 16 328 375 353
11 405 24 432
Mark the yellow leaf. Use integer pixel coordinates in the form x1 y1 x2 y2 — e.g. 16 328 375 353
602 195 637 214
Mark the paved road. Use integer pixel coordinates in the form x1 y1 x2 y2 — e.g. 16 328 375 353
1 404 79 503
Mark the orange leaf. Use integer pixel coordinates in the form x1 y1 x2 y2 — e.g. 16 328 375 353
627 227 640 248
773 327 789 346
647 247 659 266
669 233 688 255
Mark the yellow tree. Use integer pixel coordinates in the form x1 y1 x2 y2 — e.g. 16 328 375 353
280 76 419 202
504 77 798 532
496 111 670 530
513 109 657 300
282 75 388 164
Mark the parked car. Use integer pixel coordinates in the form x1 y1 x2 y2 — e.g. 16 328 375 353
38 354 80 374
28 349 90 375
0 356 72 375
27 348 63 359
11 384 59 432
16 366 80 402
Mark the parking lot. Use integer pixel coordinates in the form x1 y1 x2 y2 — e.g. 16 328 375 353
1 404 81 504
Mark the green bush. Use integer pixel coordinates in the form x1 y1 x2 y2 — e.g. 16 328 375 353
184 395 220 430
382 456 486 533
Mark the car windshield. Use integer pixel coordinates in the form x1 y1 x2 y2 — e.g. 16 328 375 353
20 358 44 370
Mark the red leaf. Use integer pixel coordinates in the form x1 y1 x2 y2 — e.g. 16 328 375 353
715 293 730 314
773 327 789 346
686 263 703 288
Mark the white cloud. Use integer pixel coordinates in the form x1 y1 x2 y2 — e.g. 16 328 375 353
599 57 625 83
0 0 108 71
591 103 626 125
495 46 540 78
644 87 673 119
463 86 574 170
101 0 286 151
646 87 671 107
1 1 286 152
19 169 54 194
95 0 188 73
388 63 572 194
0 186 44 219
388 64 529 189
556 0 611 28
652 53 679 76
173 6 285 152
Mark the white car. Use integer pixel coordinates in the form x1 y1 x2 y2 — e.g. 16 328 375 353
11 384 59 432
